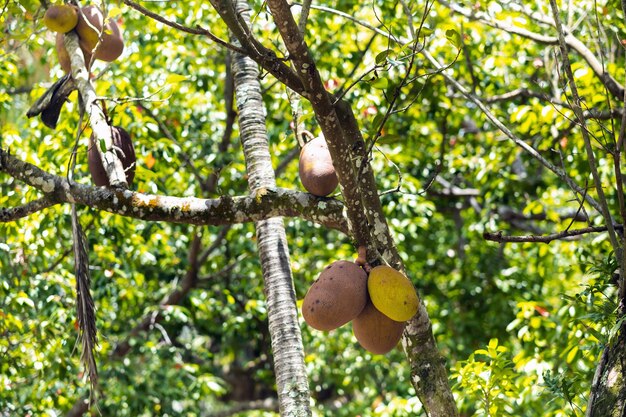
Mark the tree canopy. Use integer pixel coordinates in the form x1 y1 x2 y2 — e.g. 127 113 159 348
2 0 626 416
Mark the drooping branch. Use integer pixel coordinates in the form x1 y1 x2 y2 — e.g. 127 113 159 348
437 0 625 100
548 0 622 255
0 149 348 232
420 48 609 219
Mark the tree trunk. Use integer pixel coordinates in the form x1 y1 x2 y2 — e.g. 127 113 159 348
231 2 312 416
586 328 626 417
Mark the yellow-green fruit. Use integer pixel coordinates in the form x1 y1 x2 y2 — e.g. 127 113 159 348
76 5 124 62
43 5 78 33
352 301 405 355
302 260 368 331
368 265 419 322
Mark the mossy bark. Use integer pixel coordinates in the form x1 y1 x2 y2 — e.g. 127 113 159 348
587 329 626 417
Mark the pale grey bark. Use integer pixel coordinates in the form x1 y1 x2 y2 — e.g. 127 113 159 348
0 149 347 232
231 1 312 415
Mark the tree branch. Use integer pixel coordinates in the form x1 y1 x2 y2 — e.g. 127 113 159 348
63 31 128 188
483 225 621 244
437 0 625 100
122 0 245 54
0 196 59 221
208 0 306 96
548 0 621 252
0 149 348 233
420 48 609 219
207 398 278 417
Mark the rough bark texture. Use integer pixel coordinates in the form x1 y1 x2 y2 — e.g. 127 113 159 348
0 149 347 232
587 331 626 416
231 2 312 416
63 32 128 188
262 2 458 416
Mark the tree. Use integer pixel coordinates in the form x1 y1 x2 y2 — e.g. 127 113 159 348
2 0 626 416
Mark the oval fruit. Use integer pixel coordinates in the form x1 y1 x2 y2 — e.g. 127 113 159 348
298 136 338 197
55 32 92 73
368 265 419 322
76 5 124 62
302 260 368 331
88 126 136 187
43 4 78 33
352 301 405 355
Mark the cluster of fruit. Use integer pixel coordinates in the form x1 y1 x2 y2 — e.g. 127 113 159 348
43 4 135 187
302 261 419 355
43 3 124 72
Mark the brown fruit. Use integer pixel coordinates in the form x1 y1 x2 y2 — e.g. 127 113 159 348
298 136 338 197
55 32 92 73
302 260 368 331
43 4 78 33
352 301 405 355
88 126 136 187
75 5 124 62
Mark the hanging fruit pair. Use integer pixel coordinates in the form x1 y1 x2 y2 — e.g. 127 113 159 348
302 259 419 355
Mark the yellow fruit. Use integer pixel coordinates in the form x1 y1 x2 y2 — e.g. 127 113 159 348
367 265 419 322
302 260 368 331
43 5 78 33
352 301 405 355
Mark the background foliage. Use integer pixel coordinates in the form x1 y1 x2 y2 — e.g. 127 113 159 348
1 0 623 415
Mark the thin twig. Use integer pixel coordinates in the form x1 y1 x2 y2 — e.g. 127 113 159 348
548 0 621 250
484 225 623 244
123 0 245 54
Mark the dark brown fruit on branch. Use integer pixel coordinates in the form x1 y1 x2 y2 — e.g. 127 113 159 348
302 260 368 331
352 301 405 355
75 5 124 62
88 126 136 187
298 136 338 197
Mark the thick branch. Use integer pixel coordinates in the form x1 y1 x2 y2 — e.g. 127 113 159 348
0 149 348 232
265 0 373 253
208 0 306 95
63 32 128 188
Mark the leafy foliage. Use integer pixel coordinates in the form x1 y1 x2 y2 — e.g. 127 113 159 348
2 0 626 415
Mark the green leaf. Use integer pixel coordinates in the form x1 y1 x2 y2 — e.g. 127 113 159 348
445 28 461 48
375 50 390 65
370 76 389 89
